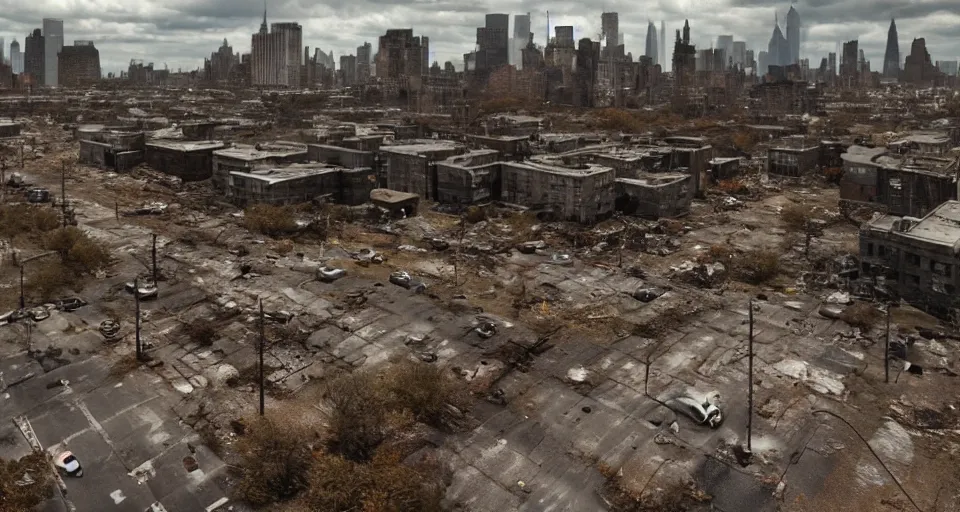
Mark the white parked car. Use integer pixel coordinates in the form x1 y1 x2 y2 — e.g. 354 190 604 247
55 451 83 477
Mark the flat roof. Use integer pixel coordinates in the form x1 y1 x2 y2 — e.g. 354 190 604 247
371 188 419 203
146 140 226 152
214 142 307 161
841 145 888 165
380 141 461 155
900 201 960 249
229 164 340 185
505 161 612 178
439 149 499 167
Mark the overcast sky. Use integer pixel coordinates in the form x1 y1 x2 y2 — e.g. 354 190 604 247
0 0 958 75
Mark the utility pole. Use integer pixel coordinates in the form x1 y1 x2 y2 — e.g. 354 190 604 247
747 298 754 452
258 298 265 416
884 303 891 383
18 264 24 310
135 278 142 361
151 234 158 283
60 160 67 228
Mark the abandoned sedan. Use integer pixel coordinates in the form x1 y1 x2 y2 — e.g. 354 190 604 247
125 281 158 300
317 266 347 283
55 451 83 477
665 396 723 428
389 271 426 293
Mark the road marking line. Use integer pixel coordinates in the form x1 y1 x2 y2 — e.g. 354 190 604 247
205 497 229 511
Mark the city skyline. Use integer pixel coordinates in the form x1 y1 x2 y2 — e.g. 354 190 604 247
1 0 959 75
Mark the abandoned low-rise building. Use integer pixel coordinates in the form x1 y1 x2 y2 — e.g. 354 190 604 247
709 157 742 182
616 173 693 218
370 188 419 217
381 141 466 200
860 200 960 319
0 121 21 138
888 131 954 157
180 121 218 140
307 144 376 169
766 138 820 178
212 142 309 192
840 145 960 218
467 135 531 160
144 140 226 181
227 163 375 206
487 115 543 136
434 150 501 204
501 161 615 223
77 125 146 171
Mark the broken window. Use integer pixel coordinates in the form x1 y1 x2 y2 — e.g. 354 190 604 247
906 253 921 266
930 261 952 277
867 243 874 256
878 245 885 257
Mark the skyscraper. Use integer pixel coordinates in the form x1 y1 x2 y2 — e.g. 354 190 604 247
882 18 900 78
841 39 859 87
251 7 303 86
716 35 734 68
0 38 5 66
512 13 531 68
732 41 747 68
356 42 372 82
645 21 658 66
42 18 63 86
660 21 666 71
10 39 22 74
24 29 44 85
766 14 789 69
786 6 800 64
600 12 619 57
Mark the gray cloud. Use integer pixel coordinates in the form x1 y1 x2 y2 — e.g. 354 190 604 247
0 0 956 75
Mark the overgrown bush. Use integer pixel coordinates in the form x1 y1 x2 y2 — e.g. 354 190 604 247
42 227 110 274
840 302 881 331
300 450 444 512
781 203 816 231
715 179 749 195
0 451 53 510
324 371 389 461
592 108 642 133
733 249 781 284
384 361 469 430
185 321 217 346
0 204 59 240
233 417 315 507
243 204 299 237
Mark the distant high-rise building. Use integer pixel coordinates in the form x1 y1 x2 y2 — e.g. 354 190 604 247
746 49 755 70
476 14 509 75
903 38 940 85
512 13 531 69
554 26 574 48
645 21 658 66
732 41 747 68
58 41 100 86
205 39 236 83
0 38 5 66
786 6 800 64
10 39 21 74
24 28 44 86
251 7 302 87
716 35 733 68
339 54 357 86
936 61 958 76
840 39 859 87
882 18 900 78
766 14 789 70
42 18 63 86
356 42 372 82
660 21 666 71
828 52 837 79
376 29 428 78
601 12 619 57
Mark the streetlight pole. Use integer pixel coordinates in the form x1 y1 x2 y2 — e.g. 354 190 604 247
60 160 67 228
151 234 158 284
134 278 142 361
747 297 754 452
19 264 24 310
258 298 265 416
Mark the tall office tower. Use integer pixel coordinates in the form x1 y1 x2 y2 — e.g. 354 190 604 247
716 35 734 68
10 39 22 73
882 18 900 78
766 14 789 68
732 41 747 68
828 52 837 78
840 39 859 86
339 55 356 85
513 13 531 68
0 37 5 65
376 29 428 78
251 7 303 86
935 61 958 76
58 41 100 86
477 14 509 71
24 29 44 85
660 21 666 71
42 18 63 86
786 6 800 64
554 26 574 48
600 12 619 57
645 21 658 65
356 42 372 82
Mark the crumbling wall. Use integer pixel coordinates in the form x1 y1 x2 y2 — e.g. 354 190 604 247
144 147 216 181
79 140 108 168
340 168 377 206
767 146 819 178
229 171 342 206
435 162 501 204
882 168 957 218
501 163 615 223
116 151 145 171
385 152 432 199
616 175 693 218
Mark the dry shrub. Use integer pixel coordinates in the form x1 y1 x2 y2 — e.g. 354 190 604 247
0 451 53 511
28 261 72 301
602 475 712 512
185 320 217 346
732 131 758 152
324 370 389 461
823 166 843 184
464 205 489 224
275 239 294 255
243 204 298 237
592 108 642 133
715 179 748 195
0 204 60 240
300 451 444 512
781 203 816 231
478 97 523 114
234 416 315 507
840 302 881 331
42 227 110 274
383 361 469 431
700 244 735 264
733 248 781 284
